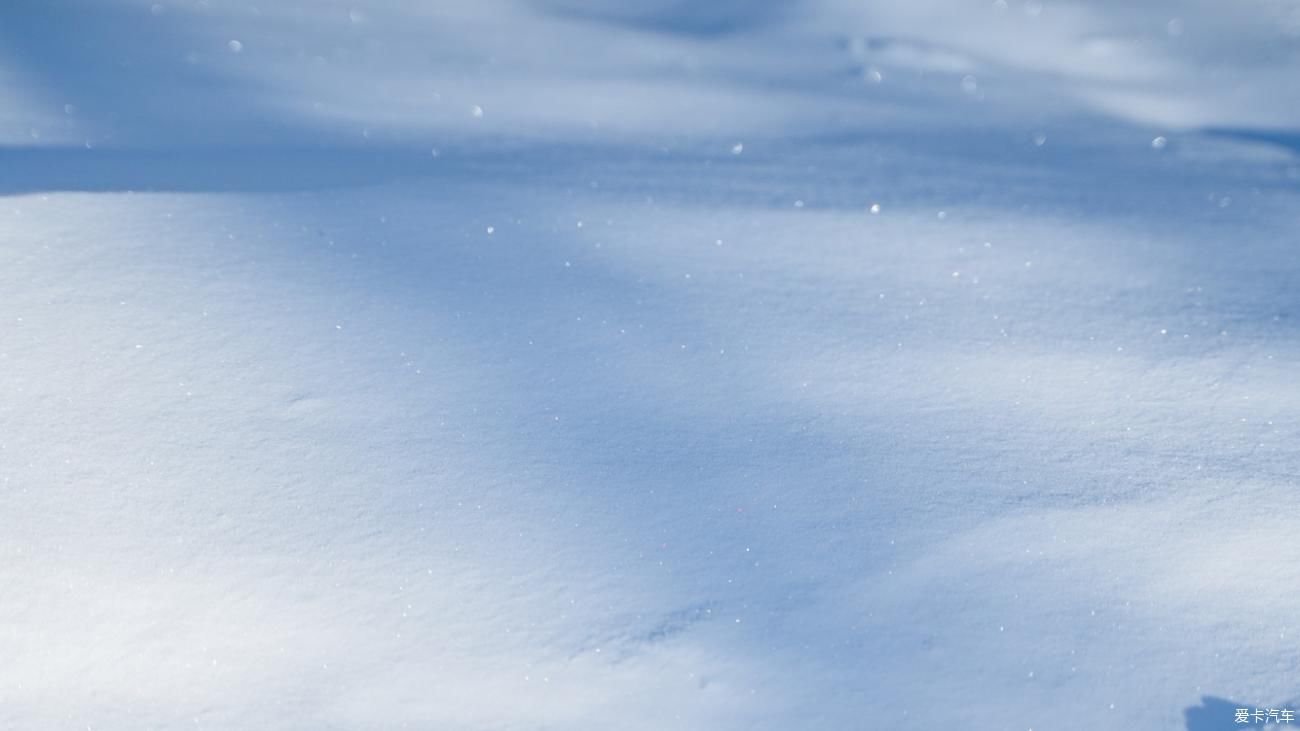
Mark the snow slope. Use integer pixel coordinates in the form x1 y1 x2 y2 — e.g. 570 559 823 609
2 1 1299 729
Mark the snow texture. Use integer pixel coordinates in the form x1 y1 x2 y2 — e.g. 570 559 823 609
2 1 1299 729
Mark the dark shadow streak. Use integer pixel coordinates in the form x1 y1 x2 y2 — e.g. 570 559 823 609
1205 128 1300 157
535 0 797 38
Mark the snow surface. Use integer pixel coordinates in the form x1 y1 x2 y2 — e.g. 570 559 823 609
2 1 1299 729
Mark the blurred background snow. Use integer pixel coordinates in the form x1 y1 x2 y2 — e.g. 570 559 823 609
1 1 1299 729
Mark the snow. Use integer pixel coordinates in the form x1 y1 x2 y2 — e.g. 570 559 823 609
2 1 1299 729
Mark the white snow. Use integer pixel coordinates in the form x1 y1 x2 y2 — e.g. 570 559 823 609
2 1 1299 729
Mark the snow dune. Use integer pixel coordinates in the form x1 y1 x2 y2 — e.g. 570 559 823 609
1 1 1298 729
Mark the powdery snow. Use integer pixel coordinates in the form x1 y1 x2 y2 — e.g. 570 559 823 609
2 1 1299 729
